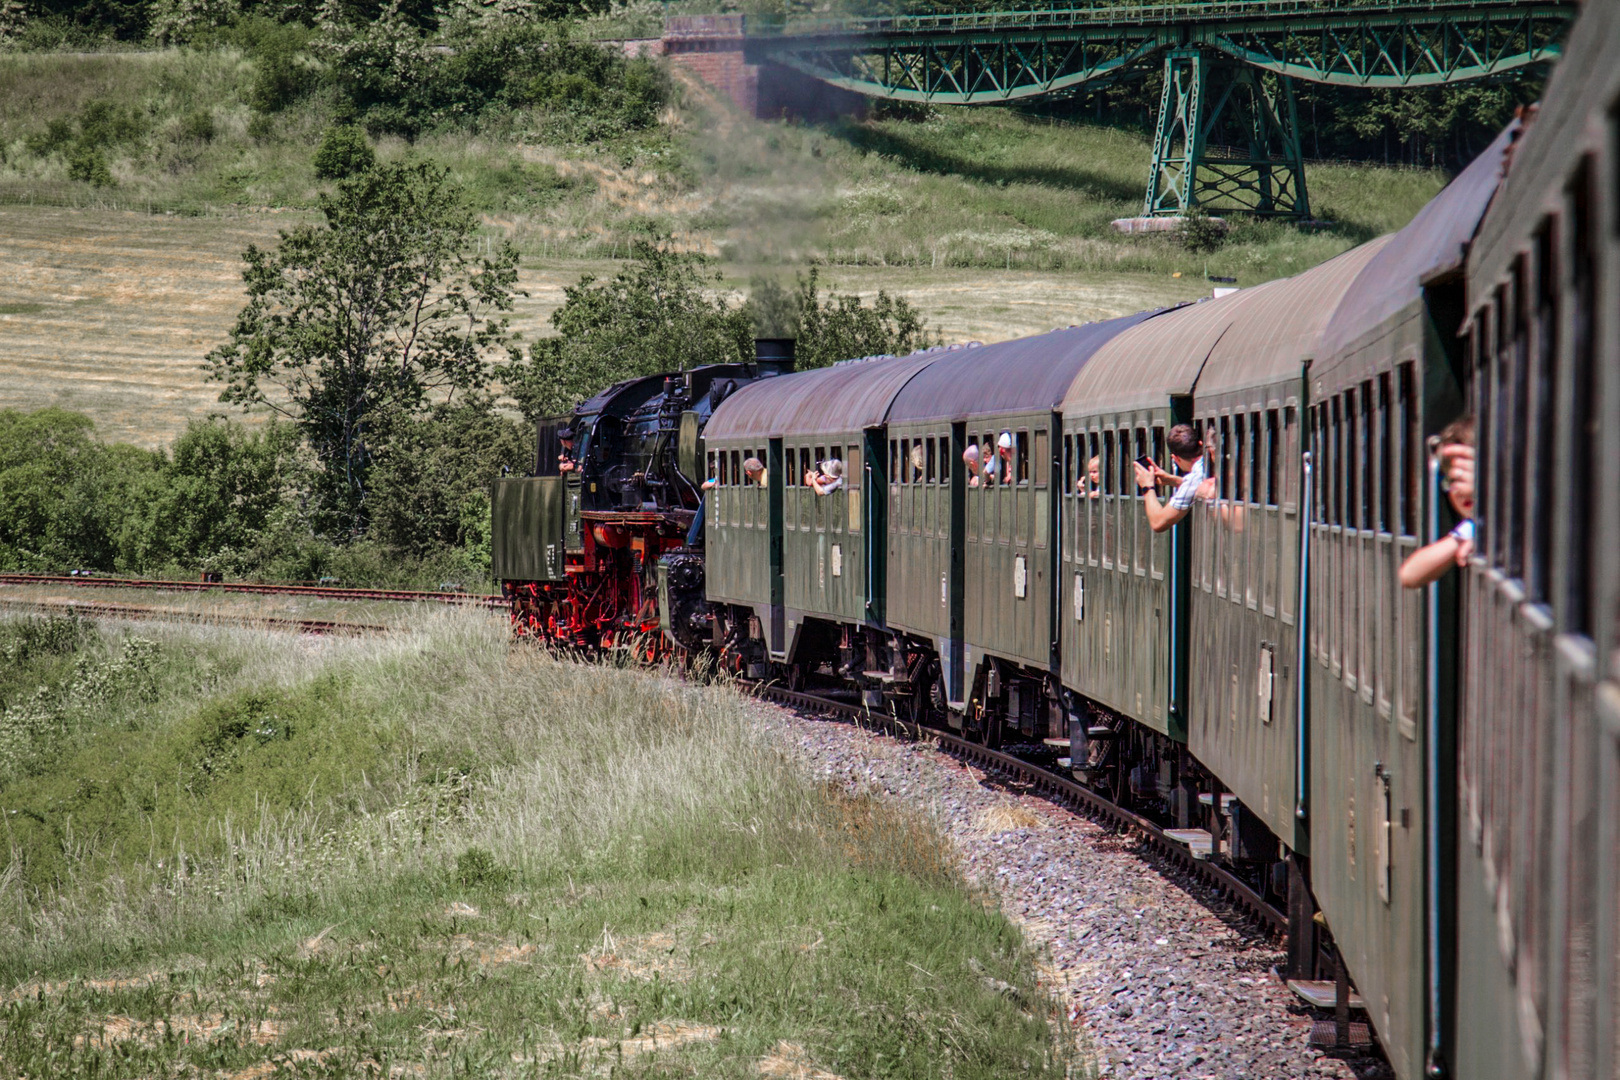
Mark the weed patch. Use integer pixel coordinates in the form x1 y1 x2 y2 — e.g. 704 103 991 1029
0 613 1077 1076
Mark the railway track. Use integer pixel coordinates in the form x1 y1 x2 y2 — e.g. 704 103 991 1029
0 598 388 636
757 682 1287 938
0 573 505 608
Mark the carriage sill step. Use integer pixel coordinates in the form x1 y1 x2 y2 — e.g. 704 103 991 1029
1041 737 1071 748
1287 979 1365 1011
1086 726 1118 739
1163 828 1215 859
1307 1020 1372 1047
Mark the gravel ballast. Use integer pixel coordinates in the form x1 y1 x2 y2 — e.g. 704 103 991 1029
759 704 1392 1080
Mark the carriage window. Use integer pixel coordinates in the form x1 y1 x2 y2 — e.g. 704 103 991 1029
1374 376 1388 532
939 438 950 486
732 450 742 486
1264 410 1279 507
1016 430 1030 485
1102 431 1115 494
1152 426 1165 474
848 445 861 486
1529 220 1559 603
926 437 937 484
1233 413 1247 503
1034 430 1049 486
1396 365 1416 536
1509 257 1531 581
1219 416 1232 500
1343 388 1357 528
1568 158 1598 633
889 440 898 484
1362 386 1374 530
902 439 913 484
1330 398 1343 527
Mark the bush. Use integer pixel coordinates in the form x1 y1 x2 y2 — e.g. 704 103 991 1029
454 846 510 889
177 109 216 142
23 118 74 158
75 100 144 150
312 124 375 179
1176 206 1228 254
67 144 113 185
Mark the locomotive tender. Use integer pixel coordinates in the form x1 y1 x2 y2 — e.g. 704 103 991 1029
492 3 1618 1075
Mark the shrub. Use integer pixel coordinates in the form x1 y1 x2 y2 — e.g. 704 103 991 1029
66 145 114 186
1176 206 1228 254
75 100 144 150
312 124 375 179
454 846 509 889
24 118 74 158
177 109 216 142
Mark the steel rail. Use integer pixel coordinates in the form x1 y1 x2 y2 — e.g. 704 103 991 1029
755 682 1287 938
0 598 388 636
0 573 505 608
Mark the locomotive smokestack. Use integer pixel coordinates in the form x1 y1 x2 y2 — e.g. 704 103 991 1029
754 337 796 376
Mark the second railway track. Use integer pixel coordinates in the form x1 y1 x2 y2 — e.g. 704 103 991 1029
0 573 505 608
0 598 388 636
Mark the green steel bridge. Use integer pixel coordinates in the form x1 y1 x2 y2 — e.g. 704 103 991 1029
742 0 1577 218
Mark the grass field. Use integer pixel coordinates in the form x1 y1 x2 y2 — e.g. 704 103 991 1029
0 609 1079 1077
0 202 1207 448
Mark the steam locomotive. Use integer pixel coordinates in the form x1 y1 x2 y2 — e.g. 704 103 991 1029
493 341 794 649
492 3 1620 1076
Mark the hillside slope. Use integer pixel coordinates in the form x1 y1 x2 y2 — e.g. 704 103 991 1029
0 45 1450 445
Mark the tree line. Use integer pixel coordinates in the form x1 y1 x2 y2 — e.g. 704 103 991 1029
0 161 932 583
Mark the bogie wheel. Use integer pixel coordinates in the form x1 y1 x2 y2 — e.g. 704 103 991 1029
911 658 944 726
785 661 807 692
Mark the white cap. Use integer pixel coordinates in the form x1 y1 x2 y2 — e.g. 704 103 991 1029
997 431 1013 450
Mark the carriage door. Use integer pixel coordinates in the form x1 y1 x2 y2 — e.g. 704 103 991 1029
949 422 967 705
863 426 888 625
768 439 785 655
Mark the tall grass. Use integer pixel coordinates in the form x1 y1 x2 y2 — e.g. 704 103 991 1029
0 609 1079 1078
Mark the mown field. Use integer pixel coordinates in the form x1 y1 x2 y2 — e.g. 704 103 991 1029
0 608 1079 1077
0 202 1207 448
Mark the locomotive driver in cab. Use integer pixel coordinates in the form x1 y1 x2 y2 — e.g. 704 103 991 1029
556 428 578 474
1133 423 1208 533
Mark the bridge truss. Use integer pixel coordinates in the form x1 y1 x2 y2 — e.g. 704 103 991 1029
746 0 1575 218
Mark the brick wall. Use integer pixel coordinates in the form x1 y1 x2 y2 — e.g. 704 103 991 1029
663 37 759 116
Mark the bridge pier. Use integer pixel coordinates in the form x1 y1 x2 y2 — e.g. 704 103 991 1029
1146 47 1309 219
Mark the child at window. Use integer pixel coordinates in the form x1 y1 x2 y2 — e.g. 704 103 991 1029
1398 416 1475 589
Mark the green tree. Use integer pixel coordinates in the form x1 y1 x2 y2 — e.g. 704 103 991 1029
0 409 160 572
508 239 752 421
205 160 520 536
121 417 303 571
312 124 374 179
789 267 935 370
365 398 527 557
